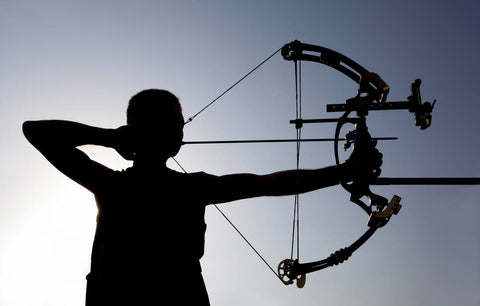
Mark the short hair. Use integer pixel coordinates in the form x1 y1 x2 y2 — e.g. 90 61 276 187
127 89 181 125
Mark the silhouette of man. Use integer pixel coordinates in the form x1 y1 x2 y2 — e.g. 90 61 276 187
23 89 381 305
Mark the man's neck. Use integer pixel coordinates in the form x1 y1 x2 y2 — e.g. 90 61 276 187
133 153 168 170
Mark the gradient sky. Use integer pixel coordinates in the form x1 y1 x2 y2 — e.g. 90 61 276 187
1 1 479 305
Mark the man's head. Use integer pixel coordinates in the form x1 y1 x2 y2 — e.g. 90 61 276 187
127 89 184 161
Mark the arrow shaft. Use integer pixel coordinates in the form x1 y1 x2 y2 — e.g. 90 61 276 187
183 137 397 145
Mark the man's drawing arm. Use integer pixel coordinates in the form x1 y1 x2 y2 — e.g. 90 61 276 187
22 120 127 193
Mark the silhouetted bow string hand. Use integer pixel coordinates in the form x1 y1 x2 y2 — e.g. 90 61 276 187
174 40 480 288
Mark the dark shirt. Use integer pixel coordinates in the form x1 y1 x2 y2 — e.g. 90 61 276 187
86 166 211 305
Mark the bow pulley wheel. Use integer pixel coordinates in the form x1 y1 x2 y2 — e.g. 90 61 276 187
277 259 306 288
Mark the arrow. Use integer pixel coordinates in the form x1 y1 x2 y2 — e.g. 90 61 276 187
182 137 397 145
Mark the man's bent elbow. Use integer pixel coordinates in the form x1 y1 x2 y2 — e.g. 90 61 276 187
23 120 49 149
22 121 36 143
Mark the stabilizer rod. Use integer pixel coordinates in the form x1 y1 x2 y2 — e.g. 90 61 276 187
372 177 480 185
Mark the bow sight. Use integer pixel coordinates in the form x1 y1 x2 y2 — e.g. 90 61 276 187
409 79 436 130
326 77 435 129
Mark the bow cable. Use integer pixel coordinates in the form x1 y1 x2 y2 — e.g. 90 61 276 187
184 46 283 124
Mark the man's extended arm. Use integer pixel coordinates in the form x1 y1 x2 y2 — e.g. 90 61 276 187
203 165 353 204
203 143 382 204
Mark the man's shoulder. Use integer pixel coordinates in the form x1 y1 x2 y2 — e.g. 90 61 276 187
119 166 214 183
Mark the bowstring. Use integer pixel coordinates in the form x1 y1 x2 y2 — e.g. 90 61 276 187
185 46 283 124
290 60 302 262
172 45 284 281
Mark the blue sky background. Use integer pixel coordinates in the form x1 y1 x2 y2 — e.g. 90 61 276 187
1 1 479 305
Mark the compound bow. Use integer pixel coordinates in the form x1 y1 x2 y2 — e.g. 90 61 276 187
181 40 479 288
277 40 433 287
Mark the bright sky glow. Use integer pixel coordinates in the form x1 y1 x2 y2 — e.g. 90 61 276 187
1 1 479 305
